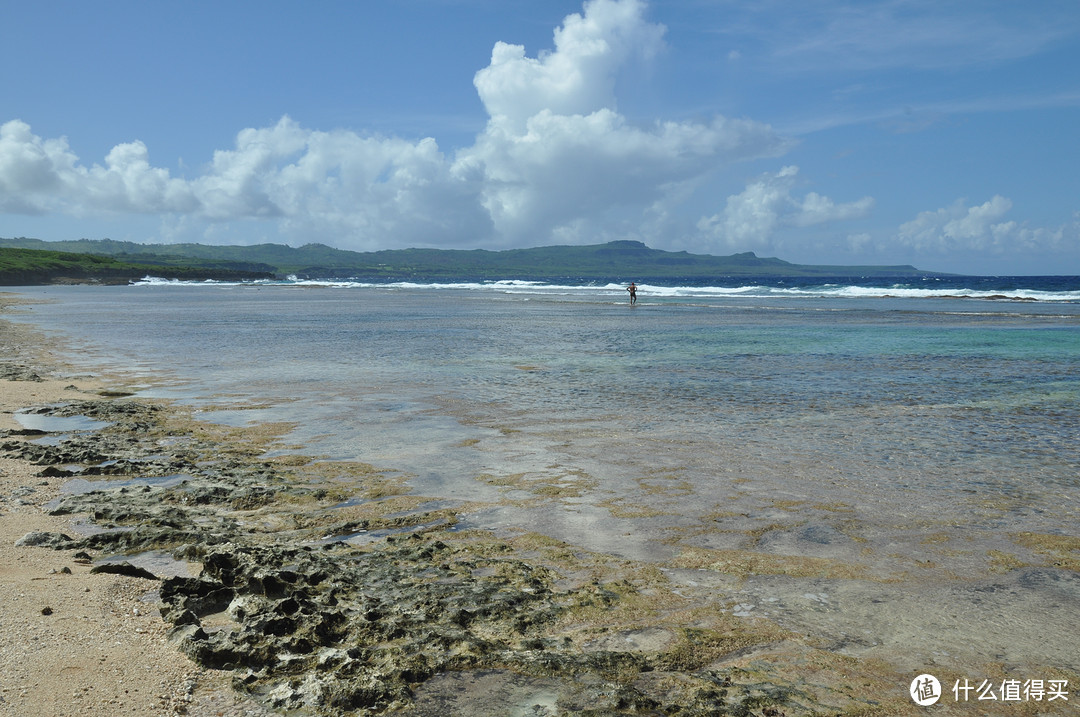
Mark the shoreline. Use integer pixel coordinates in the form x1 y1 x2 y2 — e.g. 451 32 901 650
0 299 271 717
2 291 1074 716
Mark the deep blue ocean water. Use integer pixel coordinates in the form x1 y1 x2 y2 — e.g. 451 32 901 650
8 276 1080 671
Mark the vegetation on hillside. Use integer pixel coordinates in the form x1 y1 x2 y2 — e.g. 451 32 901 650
0 246 274 285
0 237 937 284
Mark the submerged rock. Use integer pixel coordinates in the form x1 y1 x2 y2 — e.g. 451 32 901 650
90 561 159 580
6 397 882 716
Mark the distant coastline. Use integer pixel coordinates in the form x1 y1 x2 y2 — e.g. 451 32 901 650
1 237 946 286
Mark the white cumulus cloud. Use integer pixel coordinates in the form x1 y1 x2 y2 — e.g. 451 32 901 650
457 0 789 246
697 166 874 249
0 120 74 206
0 119 197 216
458 109 788 244
894 195 1067 253
474 0 665 133
0 0 789 249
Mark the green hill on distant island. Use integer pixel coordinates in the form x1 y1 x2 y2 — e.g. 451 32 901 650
0 246 275 285
0 237 939 285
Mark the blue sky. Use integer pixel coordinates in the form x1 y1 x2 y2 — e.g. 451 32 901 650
2 0 1078 274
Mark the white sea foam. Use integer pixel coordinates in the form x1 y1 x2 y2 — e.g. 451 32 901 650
128 275 1080 302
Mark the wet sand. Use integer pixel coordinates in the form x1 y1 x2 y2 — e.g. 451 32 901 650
2 292 1076 716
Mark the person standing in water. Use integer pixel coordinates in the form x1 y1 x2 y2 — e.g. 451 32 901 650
626 282 637 305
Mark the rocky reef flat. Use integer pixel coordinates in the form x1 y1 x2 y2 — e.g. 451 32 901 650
3 296 1067 716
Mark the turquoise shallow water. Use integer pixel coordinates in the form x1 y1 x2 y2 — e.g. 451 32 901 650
12 283 1080 538
10 281 1080 672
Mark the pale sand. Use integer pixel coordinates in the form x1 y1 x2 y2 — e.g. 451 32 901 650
0 298 270 717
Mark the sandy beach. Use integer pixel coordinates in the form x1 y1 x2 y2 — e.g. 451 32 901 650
0 297 274 717
3 289 1076 717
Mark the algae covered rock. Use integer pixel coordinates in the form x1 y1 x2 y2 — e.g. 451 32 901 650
8 398 881 716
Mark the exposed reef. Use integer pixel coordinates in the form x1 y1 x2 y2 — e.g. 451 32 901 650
4 395 904 715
